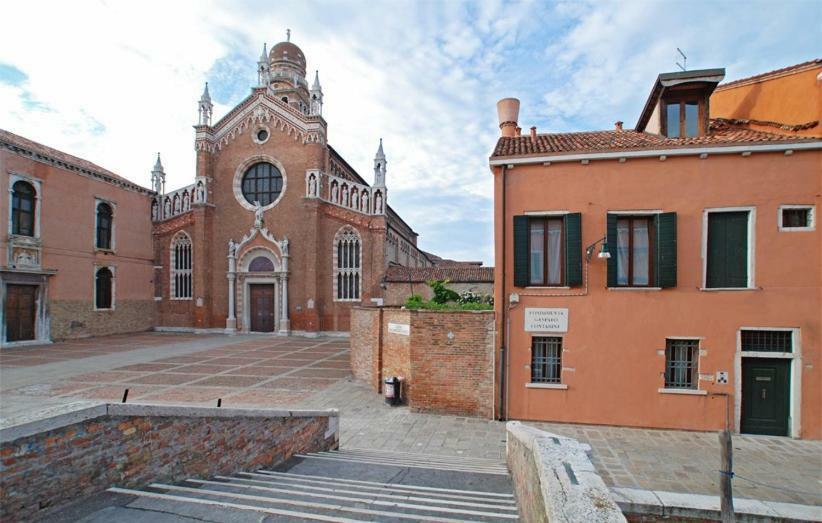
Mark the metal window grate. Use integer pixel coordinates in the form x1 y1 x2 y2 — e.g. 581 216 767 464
531 337 562 384
741 330 793 353
665 339 698 389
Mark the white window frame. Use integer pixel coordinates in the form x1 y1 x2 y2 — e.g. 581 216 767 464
734 327 801 438
8 173 42 239
170 231 193 300
658 337 707 395
333 226 362 302
701 206 756 291
777 204 815 232
93 264 116 311
94 198 116 252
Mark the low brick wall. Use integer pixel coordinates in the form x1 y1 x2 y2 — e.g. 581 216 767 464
0 403 339 522
350 307 494 417
507 421 626 523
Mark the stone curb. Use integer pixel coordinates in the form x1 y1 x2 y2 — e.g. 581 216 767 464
0 402 339 443
611 486 822 522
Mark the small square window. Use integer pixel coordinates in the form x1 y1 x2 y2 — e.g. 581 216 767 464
779 206 813 231
664 339 699 389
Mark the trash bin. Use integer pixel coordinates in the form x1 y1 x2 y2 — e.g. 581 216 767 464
384 376 402 406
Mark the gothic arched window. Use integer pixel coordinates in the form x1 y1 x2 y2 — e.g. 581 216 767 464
241 162 283 207
334 226 361 301
170 232 193 299
95 267 113 310
12 180 35 236
96 202 113 250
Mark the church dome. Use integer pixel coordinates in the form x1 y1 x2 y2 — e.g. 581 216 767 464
270 41 306 75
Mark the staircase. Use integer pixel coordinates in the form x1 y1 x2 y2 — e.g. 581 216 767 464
93 449 520 522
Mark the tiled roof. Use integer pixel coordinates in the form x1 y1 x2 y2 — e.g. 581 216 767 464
385 265 494 283
0 128 152 194
717 59 822 90
491 120 818 159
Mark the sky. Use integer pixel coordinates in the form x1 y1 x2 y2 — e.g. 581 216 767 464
1 0 819 265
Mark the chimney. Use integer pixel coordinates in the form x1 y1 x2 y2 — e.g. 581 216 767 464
615 121 624 131
516 126 522 136
496 98 520 138
530 126 537 141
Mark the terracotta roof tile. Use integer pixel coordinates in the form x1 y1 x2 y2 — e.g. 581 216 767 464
0 128 151 193
491 120 818 159
717 59 822 90
385 265 494 283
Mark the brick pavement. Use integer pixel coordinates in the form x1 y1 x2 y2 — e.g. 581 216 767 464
1 332 819 507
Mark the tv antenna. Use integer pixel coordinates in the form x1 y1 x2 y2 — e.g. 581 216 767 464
676 48 687 71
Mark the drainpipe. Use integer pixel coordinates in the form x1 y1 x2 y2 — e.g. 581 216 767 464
499 164 507 421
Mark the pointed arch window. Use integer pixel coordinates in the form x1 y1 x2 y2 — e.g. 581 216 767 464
96 202 113 250
334 227 361 301
170 232 193 299
12 181 36 236
95 267 113 310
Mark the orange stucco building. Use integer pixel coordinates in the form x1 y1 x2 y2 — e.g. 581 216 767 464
491 60 822 439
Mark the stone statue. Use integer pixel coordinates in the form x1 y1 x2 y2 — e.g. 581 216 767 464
227 239 237 257
281 237 289 256
308 175 316 197
253 201 264 228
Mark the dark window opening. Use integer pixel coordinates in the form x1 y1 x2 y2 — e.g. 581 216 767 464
96 202 113 250
781 208 811 228
12 181 35 237
249 256 275 272
531 336 562 384
665 339 698 389
256 129 269 142
241 162 283 207
741 330 793 353
95 267 113 309
663 98 702 138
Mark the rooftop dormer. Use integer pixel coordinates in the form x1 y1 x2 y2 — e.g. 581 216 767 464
636 68 725 137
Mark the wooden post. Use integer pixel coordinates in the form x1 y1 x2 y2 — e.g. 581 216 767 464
719 429 735 522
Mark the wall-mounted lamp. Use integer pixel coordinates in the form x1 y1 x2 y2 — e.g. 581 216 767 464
585 236 611 261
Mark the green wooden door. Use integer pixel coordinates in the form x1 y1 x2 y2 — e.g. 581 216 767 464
741 358 790 436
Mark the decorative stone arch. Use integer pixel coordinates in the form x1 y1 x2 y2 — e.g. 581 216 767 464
333 225 362 302
232 154 288 212
238 246 282 273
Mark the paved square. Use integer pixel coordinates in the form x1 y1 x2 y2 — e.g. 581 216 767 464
1 332 819 507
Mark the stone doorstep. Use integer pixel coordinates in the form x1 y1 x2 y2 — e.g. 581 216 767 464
611 486 822 522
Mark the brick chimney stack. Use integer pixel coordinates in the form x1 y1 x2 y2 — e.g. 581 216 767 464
615 121 624 131
496 98 520 138
530 126 537 141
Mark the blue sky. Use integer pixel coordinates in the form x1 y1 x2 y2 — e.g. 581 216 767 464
1 0 819 265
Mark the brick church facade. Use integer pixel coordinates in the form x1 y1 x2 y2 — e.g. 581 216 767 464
1 36 434 346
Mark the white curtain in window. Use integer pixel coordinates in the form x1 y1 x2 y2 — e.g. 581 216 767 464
617 220 630 285
547 220 562 285
529 221 544 285
633 220 650 285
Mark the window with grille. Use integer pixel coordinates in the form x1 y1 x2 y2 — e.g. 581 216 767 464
779 206 814 230
96 202 113 250
95 267 113 310
241 162 283 207
170 232 193 299
531 337 562 384
741 330 793 353
334 227 361 301
664 339 699 389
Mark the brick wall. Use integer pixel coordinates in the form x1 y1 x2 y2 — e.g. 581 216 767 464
51 299 155 340
349 307 494 417
0 404 339 522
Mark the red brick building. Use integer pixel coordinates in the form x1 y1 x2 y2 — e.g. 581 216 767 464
1 36 438 345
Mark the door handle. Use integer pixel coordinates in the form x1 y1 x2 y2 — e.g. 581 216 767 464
761 388 766 400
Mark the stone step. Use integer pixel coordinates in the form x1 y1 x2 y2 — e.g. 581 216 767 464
342 447 506 467
295 452 510 475
238 471 517 504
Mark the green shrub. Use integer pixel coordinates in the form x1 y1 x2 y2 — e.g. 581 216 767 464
426 279 460 304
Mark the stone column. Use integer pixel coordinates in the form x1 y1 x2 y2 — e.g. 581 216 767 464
278 272 290 335
226 246 237 332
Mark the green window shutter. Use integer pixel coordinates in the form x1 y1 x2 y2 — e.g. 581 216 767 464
655 212 677 288
564 213 582 286
706 211 748 288
606 213 618 287
513 215 529 288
